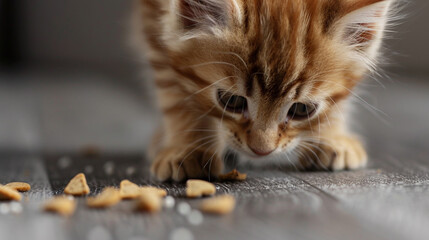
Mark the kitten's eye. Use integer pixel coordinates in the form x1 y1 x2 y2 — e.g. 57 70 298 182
287 102 317 120
217 90 247 113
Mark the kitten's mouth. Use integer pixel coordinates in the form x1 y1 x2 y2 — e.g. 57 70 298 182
248 147 275 157
236 145 278 159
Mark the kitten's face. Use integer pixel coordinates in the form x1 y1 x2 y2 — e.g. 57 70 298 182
163 0 391 160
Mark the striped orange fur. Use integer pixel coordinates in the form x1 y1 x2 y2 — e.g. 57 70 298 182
134 0 395 181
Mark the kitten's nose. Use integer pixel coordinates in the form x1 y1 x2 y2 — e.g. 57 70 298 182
247 128 277 157
249 146 274 156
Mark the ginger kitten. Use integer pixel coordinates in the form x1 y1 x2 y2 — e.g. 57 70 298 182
134 0 395 181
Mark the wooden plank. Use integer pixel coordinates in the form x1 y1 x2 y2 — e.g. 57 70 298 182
0 155 69 240
0 155 399 240
289 78 429 240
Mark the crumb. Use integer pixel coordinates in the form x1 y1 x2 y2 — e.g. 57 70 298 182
0 185 22 201
119 180 141 199
186 180 216 198
140 186 167 198
119 179 167 200
218 169 247 181
136 192 162 213
87 187 121 208
64 173 90 196
200 195 236 215
5 182 31 192
44 196 76 216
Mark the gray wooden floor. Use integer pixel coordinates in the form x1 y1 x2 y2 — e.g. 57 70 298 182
0 71 429 240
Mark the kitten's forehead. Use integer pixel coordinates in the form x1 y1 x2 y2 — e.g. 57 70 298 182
239 1 313 99
236 0 343 102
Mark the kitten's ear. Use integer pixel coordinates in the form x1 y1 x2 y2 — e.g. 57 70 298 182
174 0 240 33
334 0 394 58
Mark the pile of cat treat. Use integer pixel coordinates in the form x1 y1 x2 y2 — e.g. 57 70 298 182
0 169 246 217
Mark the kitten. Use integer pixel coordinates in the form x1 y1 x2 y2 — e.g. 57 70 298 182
134 0 395 181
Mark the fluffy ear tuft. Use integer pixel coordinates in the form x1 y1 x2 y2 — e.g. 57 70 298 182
176 0 231 30
335 0 395 59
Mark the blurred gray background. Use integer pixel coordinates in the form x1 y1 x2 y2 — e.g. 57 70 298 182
0 0 428 154
4 0 429 75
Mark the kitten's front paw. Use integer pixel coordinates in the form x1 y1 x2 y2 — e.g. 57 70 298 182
301 135 367 171
150 147 223 182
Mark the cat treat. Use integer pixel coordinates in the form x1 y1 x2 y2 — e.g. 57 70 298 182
140 186 167 198
44 196 76 216
87 187 122 208
0 184 22 201
186 180 216 198
120 180 142 199
120 179 168 199
219 169 247 181
64 173 90 196
136 192 163 213
5 182 31 192
200 195 236 215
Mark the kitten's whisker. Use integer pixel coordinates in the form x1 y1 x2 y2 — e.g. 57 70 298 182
218 90 235 132
194 85 235 121
299 136 336 148
203 144 218 169
176 138 219 180
305 104 314 134
178 135 219 152
349 97 391 125
290 148 305 171
311 79 389 121
151 126 226 146
297 146 315 168
182 61 243 74
313 105 322 136
321 109 332 128
214 85 236 133
184 76 238 101
298 143 329 171
195 106 217 121
281 151 299 171
299 137 339 167
291 148 306 171
205 148 220 182
292 148 306 169
300 141 332 163
216 51 248 71
326 95 347 123
185 129 219 133
306 67 352 80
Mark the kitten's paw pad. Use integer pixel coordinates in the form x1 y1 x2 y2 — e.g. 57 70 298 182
150 147 223 182
303 136 367 171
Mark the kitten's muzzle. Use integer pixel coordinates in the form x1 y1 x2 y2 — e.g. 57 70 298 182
246 128 277 157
